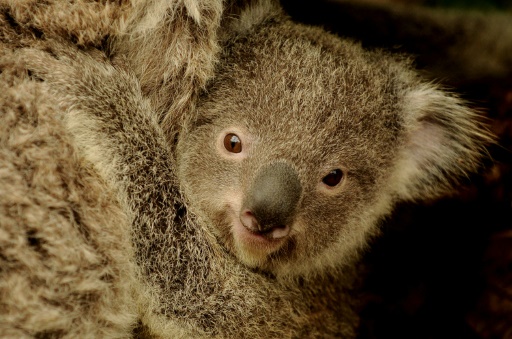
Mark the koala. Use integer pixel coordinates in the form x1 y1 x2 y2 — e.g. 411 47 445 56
1 0 494 338
176 1 493 278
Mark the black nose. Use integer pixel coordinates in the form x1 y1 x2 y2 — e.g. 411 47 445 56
240 162 302 235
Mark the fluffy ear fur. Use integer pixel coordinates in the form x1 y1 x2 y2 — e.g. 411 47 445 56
392 84 494 201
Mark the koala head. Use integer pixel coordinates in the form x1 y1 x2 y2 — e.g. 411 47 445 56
176 11 491 278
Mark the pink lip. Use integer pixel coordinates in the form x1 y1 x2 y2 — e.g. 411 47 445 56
239 210 291 240
232 218 286 251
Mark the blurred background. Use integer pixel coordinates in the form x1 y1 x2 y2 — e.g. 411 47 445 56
280 1 512 338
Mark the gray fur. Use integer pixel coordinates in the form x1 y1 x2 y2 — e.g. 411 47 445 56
177 2 493 278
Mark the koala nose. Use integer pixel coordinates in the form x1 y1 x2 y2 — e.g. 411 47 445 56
240 162 302 238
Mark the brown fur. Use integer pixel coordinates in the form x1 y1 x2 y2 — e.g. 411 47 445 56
0 46 138 338
0 0 224 337
0 0 495 338
1 0 223 132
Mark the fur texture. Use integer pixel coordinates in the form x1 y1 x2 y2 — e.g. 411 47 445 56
0 46 138 338
15 39 359 338
177 2 492 278
1 0 224 132
0 0 495 338
0 0 224 337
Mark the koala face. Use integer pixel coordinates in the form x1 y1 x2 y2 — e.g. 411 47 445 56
176 21 412 277
176 17 490 277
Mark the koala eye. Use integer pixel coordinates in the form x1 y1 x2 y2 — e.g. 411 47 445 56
224 133 242 153
322 169 343 187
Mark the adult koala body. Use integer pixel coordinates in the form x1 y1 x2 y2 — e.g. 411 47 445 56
0 0 223 337
1 0 493 338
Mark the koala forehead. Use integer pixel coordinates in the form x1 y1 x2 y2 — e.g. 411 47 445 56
197 19 407 171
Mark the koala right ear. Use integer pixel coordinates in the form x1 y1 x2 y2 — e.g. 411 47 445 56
391 85 494 201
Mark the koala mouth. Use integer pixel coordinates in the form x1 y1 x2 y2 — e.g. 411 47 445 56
243 225 291 245
239 209 291 240
230 211 289 257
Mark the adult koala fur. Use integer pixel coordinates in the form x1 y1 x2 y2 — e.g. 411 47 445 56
0 0 493 338
0 0 223 337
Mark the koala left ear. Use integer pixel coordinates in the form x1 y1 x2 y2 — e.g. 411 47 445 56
391 85 494 201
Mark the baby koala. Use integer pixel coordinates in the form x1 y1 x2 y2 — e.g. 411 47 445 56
176 2 492 279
